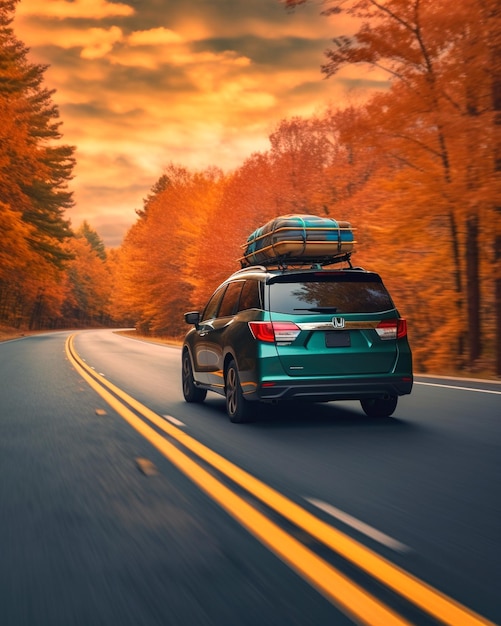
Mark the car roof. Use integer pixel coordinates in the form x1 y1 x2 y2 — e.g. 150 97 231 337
226 265 379 283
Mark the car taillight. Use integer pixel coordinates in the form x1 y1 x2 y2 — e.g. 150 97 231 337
248 321 301 344
376 319 407 340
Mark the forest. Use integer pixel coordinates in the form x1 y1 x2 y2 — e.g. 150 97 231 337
1 0 500 377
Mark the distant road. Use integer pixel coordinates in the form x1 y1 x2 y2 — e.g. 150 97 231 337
1 330 499 626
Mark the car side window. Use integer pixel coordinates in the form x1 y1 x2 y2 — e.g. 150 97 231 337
202 286 226 321
218 281 244 318
238 279 262 312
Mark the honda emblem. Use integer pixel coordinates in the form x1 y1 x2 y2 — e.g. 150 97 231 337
332 317 345 329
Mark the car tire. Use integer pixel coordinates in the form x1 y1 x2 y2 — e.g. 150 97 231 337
360 396 398 418
225 360 253 423
182 350 207 403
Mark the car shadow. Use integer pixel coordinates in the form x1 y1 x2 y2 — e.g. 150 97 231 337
201 397 415 431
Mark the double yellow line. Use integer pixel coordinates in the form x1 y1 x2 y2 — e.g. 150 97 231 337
66 334 494 626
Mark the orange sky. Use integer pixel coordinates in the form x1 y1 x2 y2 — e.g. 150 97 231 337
14 0 387 246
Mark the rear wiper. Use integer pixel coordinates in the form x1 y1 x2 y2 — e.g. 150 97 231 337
293 307 338 312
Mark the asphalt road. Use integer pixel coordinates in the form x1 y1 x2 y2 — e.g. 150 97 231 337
0 329 500 626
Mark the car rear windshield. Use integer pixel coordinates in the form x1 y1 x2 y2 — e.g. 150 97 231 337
267 273 395 314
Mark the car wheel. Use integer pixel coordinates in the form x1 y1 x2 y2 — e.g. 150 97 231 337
225 360 253 423
360 396 398 418
182 350 207 403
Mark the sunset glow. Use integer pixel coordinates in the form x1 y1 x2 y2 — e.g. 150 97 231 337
14 0 375 245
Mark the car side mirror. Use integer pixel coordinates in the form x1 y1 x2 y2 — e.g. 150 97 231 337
184 311 200 328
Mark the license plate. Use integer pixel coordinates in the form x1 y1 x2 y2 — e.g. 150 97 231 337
325 331 351 347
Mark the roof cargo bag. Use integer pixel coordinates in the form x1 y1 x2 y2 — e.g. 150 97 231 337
240 214 354 267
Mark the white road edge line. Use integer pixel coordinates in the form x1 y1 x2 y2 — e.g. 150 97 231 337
415 381 501 395
305 498 411 554
417 373 499 384
163 414 186 427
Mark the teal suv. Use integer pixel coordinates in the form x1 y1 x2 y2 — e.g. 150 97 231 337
182 265 413 423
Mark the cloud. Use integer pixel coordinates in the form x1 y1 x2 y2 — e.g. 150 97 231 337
107 41 251 72
16 0 134 19
169 1 353 43
80 26 124 59
128 27 184 47
15 22 125 59
13 0 379 246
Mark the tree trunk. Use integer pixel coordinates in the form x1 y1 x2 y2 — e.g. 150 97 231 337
497 237 501 375
465 215 481 364
488 1 501 374
448 211 465 361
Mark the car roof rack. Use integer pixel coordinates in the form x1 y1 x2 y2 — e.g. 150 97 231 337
239 252 354 271
231 265 268 276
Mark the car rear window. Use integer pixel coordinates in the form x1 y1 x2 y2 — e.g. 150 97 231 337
268 273 395 314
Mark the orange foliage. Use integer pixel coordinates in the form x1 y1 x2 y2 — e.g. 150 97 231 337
111 165 226 335
109 0 499 375
1 0 77 329
64 236 113 326
4 0 498 374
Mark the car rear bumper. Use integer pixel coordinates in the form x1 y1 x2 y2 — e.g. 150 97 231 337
251 376 413 402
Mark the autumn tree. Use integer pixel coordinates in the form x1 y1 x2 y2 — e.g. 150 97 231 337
64 234 112 326
1 0 75 266
77 220 106 260
1 0 76 328
283 0 497 370
202 152 283 294
268 117 335 215
112 165 225 335
483 0 501 374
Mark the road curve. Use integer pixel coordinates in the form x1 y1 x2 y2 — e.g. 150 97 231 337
1 329 499 626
